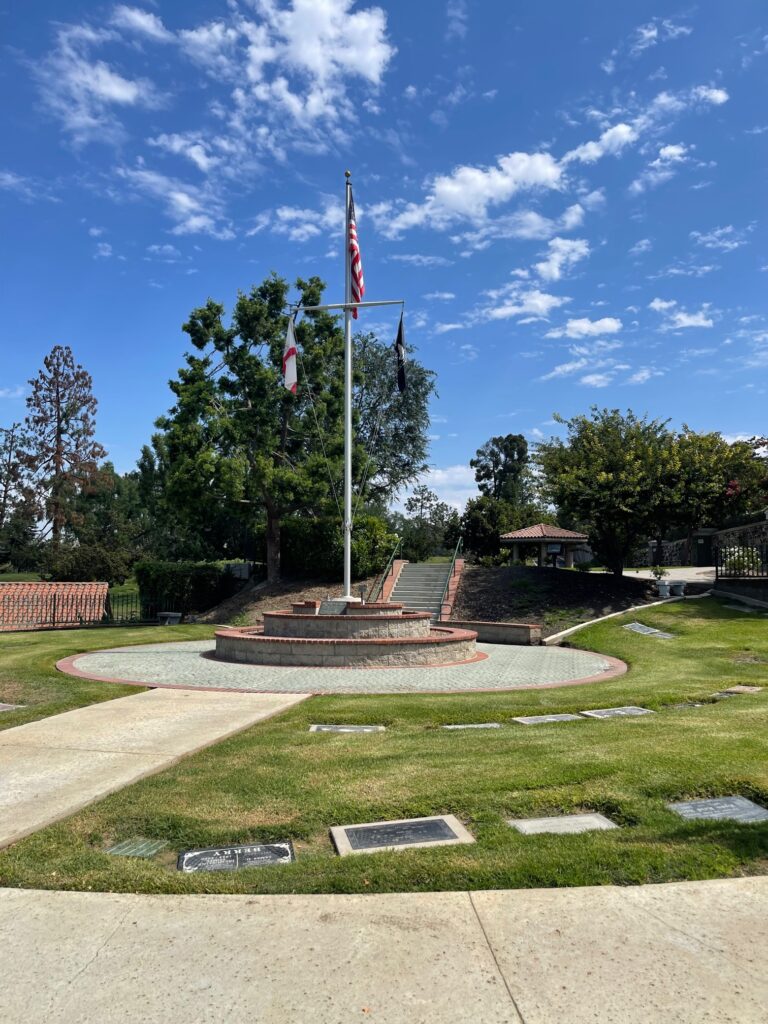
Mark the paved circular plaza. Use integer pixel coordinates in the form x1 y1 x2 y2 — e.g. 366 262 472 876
59 640 626 695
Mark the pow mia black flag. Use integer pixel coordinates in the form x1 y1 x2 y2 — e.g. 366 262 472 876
394 312 407 393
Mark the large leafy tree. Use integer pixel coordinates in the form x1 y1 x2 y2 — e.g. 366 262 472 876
0 422 39 568
470 434 530 502
23 345 106 546
537 408 675 576
152 274 434 582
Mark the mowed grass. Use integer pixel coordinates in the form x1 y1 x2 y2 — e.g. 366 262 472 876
0 598 766 894
0 623 217 728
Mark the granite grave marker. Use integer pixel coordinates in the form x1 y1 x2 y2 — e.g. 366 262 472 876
330 814 474 856
177 842 295 872
667 796 768 823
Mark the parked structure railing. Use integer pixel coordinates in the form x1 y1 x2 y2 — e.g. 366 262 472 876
439 537 463 620
367 537 402 602
715 544 768 580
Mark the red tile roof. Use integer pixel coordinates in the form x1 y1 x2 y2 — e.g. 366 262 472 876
500 524 588 541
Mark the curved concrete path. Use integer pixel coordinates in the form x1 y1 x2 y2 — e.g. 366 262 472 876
2 878 766 1023
59 639 626 694
0 688 308 850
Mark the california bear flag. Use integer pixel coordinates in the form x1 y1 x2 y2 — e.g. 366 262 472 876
283 319 298 393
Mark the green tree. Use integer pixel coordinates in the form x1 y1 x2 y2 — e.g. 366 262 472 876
23 345 106 546
470 434 530 501
460 495 554 559
152 274 434 582
537 408 675 576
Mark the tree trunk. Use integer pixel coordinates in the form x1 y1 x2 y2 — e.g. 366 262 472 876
610 558 624 576
266 507 281 583
654 536 664 566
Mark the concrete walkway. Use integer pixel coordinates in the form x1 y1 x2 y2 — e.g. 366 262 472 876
0 688 308 849
1 877 766 1023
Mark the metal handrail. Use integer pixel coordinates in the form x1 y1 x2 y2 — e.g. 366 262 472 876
367 537 402 602
438 537 463 620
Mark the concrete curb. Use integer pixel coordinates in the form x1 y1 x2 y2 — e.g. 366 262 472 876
543 590 713 646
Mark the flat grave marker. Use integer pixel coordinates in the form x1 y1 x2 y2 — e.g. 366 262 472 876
723 685 763 694
623 621 674 640
442 722 501 730
177 842 295 873
0 703 24 713
330 814 474 856
509 813 618 835
580 706 654 719
667 796 768 824
106 837 169 858
512 714 582 726
309 724 385 733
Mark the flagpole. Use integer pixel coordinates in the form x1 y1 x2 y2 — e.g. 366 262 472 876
342 170 354 600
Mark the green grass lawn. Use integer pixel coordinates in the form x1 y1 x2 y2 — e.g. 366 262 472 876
0 572 42 582
0 623 216 729
0 598 766 894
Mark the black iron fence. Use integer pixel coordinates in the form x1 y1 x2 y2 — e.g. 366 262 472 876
715 544 768 579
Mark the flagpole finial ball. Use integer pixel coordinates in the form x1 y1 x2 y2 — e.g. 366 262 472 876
345 169 351 178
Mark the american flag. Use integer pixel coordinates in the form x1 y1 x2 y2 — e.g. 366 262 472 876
348 190 364 319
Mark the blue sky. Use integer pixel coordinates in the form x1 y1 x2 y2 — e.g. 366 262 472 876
1 1 766 508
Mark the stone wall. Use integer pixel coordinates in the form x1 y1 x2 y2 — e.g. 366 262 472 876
0 582 109 632
443 620 542 646
713 520 768 549
263 610 432 640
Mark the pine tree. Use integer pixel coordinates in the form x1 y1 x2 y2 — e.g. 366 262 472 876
24 345 106 545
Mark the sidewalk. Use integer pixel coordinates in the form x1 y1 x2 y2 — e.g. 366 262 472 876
0 688 308 849
2 877 766 1023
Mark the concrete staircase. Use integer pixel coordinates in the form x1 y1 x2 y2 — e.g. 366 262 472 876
389 562 452 620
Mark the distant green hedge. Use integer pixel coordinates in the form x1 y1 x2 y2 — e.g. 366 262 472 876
134 560 240 613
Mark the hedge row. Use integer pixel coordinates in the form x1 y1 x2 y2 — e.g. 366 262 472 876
134 560 240 613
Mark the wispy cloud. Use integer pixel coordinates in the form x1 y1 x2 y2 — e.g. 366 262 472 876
649 297 715 330
690 224 752 251
546 317 622 339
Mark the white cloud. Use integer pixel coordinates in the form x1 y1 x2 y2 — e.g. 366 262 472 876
111 6 173 42
146 243 182 260
0 386 25 399
483 286 571 322
434 323 464 335
580 373 613 387
94 241 113 258
649 298 715 330
626 367 662 384
629 142 689 194
563 122 638 164
371 151 562 238
690 224 750 251
629 238 652 256
540 358 588 381
33 22 162 145
148 132 221 174
116 164 233 238
424 291 455 300
534 237 590 282
690 85 729 106
388 253 453 267
270 195 344 242
445 0 468 40
399 464 478 512
0 170 58 202
546 317 622 339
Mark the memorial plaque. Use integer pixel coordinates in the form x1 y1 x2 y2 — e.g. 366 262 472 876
580 706 654 719
318 600 349 616
0 703 24 713
512 714 583 725
309 724 385 733
442 722 501 730
106 837 169 858
623 622 674 639
509 812 618 835
177 842 294 873
330 814 474 856
667 797 768 823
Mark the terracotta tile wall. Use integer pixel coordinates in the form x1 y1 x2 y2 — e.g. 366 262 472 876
0 582 109 632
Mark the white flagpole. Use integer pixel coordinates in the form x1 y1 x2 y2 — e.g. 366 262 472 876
342 170 354 599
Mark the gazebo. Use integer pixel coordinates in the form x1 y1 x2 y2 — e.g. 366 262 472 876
500 523 589 568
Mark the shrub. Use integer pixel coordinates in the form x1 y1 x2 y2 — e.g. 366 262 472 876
134 560 239 613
